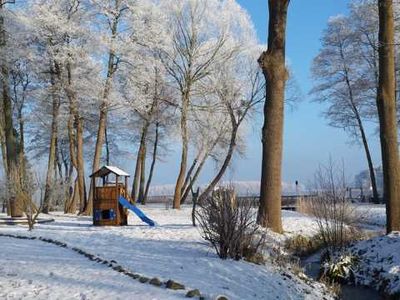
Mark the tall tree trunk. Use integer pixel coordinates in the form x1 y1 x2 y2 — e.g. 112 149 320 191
65 62 87 215
65 178 79 214
257 0 290 233
87 11 119 209
76 117 87 214
180 154 199 204
17 108 25 180
181 154 207 205
198 126 238 203
131 123 149 202
181 133 223 205
377 0 400 233
0 3 22 217
138 144 146 203
0 105 9 215
173 90 190 209
143 123 159 204
358 118 380 204
0 122 7 175
0 103 8 214
340 55 380 204
43 61 61 213
105 124 110 165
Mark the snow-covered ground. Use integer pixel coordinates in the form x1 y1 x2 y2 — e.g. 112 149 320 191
355 204 386 228
346 232 400 296
0 236 182 300
0 206 332 300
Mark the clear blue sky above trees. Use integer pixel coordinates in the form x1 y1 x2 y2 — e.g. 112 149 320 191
234 0 381 184
150 0 381 187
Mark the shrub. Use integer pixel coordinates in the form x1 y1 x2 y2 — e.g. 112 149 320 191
321 254 358 284
285 234 325 257
196 188 265 262
308 159 362 252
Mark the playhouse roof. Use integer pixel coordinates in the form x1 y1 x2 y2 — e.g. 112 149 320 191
90 165 130 178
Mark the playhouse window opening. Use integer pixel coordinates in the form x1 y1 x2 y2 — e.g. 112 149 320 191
101 209 115 220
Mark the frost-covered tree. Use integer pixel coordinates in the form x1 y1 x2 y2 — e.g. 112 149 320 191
19 0 101 213
159 0 257 209
311 14 380 203
198 46 264 203
1 0 28 217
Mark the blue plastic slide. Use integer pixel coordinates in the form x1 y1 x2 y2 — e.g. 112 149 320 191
118 196 155 227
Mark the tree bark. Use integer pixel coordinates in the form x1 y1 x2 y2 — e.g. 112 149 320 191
131 123 149 202
64 62 87 215
65 178 79 214
43 61 61 213
0 3 22 217
377 0 400 233
173 90 190 209
180 156 198 203
339 51 380 204
198 126 238 204
105 124 110 165
181 154 207 205
87 10 119 210
138 143 146 203
143 123 159 204
257 0 290 233
358 116 380 204
76 116 87 214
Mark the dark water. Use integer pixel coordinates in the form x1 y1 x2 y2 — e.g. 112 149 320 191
301 252 383 300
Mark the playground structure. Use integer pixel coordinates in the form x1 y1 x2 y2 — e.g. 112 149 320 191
90 166 155 227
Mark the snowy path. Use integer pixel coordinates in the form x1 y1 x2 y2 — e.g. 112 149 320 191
0 236 183 300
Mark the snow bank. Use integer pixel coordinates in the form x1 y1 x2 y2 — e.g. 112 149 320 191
355 204 386 228
347 232 400 296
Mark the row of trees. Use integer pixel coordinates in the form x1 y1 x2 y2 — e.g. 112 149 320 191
311 0 400 233
259 0 399 234
311 0 400 204
0 0 268 218
1 0 398 235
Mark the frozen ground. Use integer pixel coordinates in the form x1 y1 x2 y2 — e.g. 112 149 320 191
0 206 332 300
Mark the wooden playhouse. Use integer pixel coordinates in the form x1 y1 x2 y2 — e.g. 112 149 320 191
90 166 130 226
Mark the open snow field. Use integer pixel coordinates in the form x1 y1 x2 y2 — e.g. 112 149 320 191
0 206 333 300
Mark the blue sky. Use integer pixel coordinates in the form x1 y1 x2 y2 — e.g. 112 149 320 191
234 0 381 185
145 0 382 187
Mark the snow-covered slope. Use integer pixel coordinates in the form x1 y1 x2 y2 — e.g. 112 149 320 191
347 232 400 296
0 236 181 300
0 206 330 300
